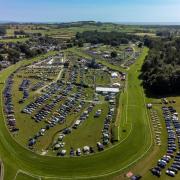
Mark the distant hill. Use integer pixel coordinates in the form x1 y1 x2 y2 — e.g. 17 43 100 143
55 21 104 28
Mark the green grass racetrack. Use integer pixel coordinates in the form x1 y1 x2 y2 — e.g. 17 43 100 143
0 48 152 180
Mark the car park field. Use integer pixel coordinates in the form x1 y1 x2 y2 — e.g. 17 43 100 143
140 96 180 180
0 47 159 180
1 46 179 180
3 47 123 156
81 44 141 69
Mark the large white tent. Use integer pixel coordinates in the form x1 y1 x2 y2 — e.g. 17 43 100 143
96 87 120 93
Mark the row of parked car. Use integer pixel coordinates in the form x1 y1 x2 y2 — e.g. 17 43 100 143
47 88 79 127
72 103 95 129
19 79 30 91
151 106 179 177
52 86 114 156
56 143 104 157
67 67 78 84
4 73 19 132
18 79 30 103
102 104 115 145
32 94 64 122
32 83 72 122
102 92 117 145
28 86 84 147
61 65 78 84
150 110 162 146
28 64 86 148
22 82 64 115
57 107 109 155
52 90 109 156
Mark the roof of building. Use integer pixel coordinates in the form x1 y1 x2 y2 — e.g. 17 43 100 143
111 72 118 77
96 87 120 93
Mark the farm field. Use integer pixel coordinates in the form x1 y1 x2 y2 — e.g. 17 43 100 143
0 38 29 43
3 23 157 42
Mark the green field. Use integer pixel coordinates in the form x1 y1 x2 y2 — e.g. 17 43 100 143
5 23 157 42
15 172 38 180
0 38 29 43
0 47 160 180
8 50 116 155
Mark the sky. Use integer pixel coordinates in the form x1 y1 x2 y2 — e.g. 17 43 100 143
0 0 180 23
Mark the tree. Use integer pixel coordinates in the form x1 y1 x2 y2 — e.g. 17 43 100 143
87 59 100 69
75 31 139 46
77 40 83 47
0 54 3 61
7 48 20 64
138 42 143 48
141 36 180 94
111 51 117 58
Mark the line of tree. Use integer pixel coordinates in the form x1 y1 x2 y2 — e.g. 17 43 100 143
75 30 140 46
141 36 180 94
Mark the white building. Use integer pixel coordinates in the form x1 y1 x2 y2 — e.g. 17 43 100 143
111 72 119 78
112 83 121 87
96 87 120 93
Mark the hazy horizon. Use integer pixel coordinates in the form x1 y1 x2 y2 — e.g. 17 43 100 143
0 0 180 23
1 20 180 26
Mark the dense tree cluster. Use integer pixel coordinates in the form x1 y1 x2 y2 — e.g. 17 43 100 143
156 31 172 37
34 36 59 46
0 42 46 64
141 37 180 94
86 59 100 69
111 51 117 58
0 36 59 64
75 31 140 46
